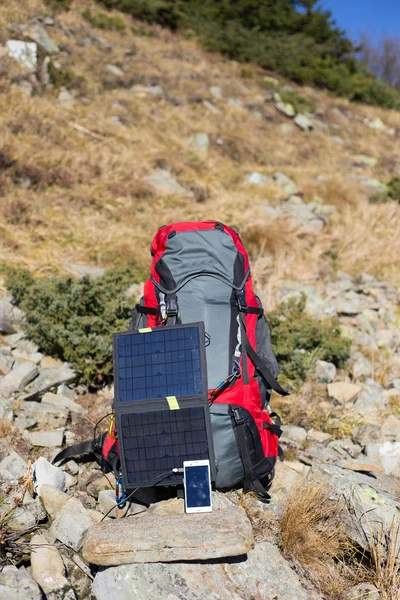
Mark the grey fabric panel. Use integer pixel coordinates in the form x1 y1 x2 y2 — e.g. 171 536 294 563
156 229 249 293
175 276 232 388
254 297 279 406
210 403 243 489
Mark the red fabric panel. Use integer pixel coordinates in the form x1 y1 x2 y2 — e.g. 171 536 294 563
143 279 159 327
102 435 120 459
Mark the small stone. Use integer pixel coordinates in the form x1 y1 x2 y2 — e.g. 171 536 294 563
365 117 385 130
145 169 188 197
28 429 64 447
22 401 69 428
98 489 146 518
83 507 253 565
186 132 209 154
315 360 336 383
294 113 313 131
380 415 400 441
51 497 93 551
23 364 77 400
346 582 380 600
57 385 75 400
353 155 378 167
87 474 116 499
131 84 164 97
0 362 38 393
33 457 66 494
5 40 37 72
203 100 220 114
39 485 69 519
58 88 74 107
43 392 86 414
0 565 42 600
0 451 28 481
307 429 332 443
24 24 59 54
64 460 79 475
282 425 307 444
11 349 43 364
244 172 270 186
210 85 222 99
31 533 75 598
352 355 373 379
275 101 295 117
327 382 361 404
278 123 294 134
40 356 63 369
105 64 124 77
273 171 297 195
376 329 394 348
7 507 36 532
365 441 400 475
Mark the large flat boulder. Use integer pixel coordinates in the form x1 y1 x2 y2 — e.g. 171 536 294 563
83 507 253 565
91 542 311 600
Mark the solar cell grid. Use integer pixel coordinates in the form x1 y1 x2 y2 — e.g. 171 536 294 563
115 326 203 403
120 406 209 485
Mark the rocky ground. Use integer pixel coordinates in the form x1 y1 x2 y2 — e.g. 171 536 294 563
0 266 399 600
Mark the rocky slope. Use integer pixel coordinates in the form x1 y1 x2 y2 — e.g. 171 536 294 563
0 1 399 599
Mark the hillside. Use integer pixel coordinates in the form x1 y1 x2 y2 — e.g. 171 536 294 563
0 2 399 600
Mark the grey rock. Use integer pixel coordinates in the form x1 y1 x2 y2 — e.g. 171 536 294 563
273 171 298 195
21 401 69 428
33 457 66 494
294 113 313 131
314 360 336 383
0 350 14 375
51 497 93 551
0 451 28 481
307 464 400 555
0 398 14 422
64 459 79 475
203 100 220 114
39 484 70 519
44 391 86 414
5 40 37 72
187 132 209 154
24 24 59 54
244 172 271 186
333 290 367 315
131 84 164 96
28 429 64 447
282 425 307 444
354 378 388 413
105 64 124 77
98 489 146 518
92 541 310 600
11 349 43 364
391 378 400 390
6 506 36 531
346 582 380 600
380 415 400 441
210 85 222 99
327 382 361 405
375 328 396 348
2 331 25 347
365 441 400 475
57 384 75 399
31 533 76 599
23 364 77 399
83 507 253 565
327 439 362 459
64 263 105 279
14 338 39 354
0 565 42 600
145 169 188 197
275 101 296 117
365 117 385 130
352 355 373 379
58 88 74 107
356 175 387 193
353 154 378 167
0 361 38 393
307 429 332 444
331 135 344 144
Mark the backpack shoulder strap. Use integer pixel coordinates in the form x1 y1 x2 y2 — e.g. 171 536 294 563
52 439 95 465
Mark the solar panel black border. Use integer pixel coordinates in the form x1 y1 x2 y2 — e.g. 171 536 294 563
113 323 208 410
112 323 215 488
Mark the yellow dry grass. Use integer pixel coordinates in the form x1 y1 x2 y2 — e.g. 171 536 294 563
0 0 399 305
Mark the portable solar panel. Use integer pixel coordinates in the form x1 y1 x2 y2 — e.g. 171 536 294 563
113 323 215 489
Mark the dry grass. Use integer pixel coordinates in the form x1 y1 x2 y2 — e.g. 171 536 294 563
0 0 399 304
366 522 400 600
281 481 357 599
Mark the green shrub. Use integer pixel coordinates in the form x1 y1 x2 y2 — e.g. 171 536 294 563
94 0 400 110
4 266 144 387
279 89 316 114
82 8 126 30
269 294 351 390
240 67 254 79
48 63 86 90
44 0 72 11
387 177 400 202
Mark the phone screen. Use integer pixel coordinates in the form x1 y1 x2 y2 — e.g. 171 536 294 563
185 464 211 509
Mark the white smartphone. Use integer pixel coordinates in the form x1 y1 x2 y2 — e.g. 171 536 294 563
183 460 212 514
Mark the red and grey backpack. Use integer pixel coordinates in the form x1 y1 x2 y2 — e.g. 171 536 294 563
54 221 288 497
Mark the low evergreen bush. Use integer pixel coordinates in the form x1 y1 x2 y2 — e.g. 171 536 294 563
4 266 144 387
268 294 351 390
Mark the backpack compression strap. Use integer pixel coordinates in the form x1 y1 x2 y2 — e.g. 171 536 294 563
238 311 289 397
52 439 96 464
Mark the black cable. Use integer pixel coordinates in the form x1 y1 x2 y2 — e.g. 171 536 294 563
100 470 176 521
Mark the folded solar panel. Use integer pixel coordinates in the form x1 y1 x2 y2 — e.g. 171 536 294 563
113 323 215 488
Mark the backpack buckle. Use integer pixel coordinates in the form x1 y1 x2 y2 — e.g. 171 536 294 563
236 290 247 313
